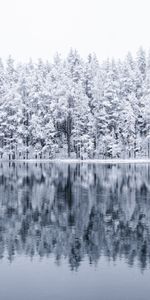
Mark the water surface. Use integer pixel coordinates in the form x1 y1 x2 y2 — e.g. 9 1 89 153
0 162 150 300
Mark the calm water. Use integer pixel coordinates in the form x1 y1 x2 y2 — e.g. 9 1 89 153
0 162 150 300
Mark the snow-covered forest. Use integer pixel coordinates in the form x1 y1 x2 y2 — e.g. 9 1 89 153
0 47 150 159
0 162 150 269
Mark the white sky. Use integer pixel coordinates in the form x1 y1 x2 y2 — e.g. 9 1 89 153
0 0 150 62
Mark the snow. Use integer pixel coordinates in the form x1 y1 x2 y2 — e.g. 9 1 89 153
2 158 150 164
0 48 150 159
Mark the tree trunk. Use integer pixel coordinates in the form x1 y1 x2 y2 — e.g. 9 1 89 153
148 141 150 158
67 134 71 158
66 113 72 158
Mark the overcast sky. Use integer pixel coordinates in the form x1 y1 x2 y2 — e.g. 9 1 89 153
0 0 150 62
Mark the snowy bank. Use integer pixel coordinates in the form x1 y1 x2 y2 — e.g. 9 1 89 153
1 158 150 164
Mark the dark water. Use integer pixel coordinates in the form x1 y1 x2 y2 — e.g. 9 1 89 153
0 162 150 300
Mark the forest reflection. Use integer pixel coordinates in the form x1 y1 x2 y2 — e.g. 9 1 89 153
0 162 150 271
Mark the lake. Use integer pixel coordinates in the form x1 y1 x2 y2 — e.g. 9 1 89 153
0 162 150 300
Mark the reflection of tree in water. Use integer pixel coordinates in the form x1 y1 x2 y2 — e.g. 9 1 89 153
0 162 150 270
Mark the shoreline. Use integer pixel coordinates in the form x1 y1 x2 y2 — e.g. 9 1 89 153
1 158 150 164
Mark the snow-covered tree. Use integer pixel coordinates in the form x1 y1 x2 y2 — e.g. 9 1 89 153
0 47 149 159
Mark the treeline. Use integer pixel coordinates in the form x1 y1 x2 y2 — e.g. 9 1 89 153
0 47 150 159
